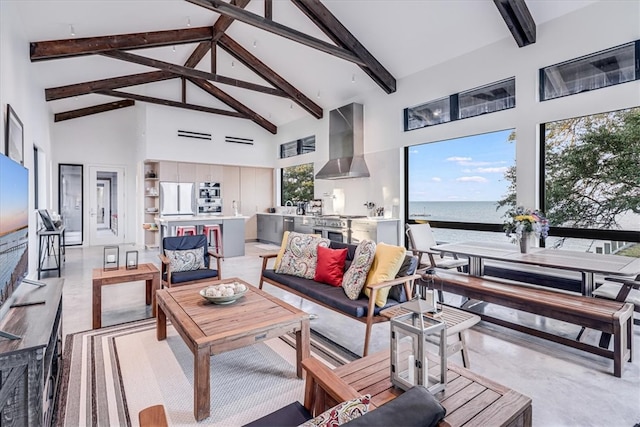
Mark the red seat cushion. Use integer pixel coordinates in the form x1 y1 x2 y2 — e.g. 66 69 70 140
314 246 348 287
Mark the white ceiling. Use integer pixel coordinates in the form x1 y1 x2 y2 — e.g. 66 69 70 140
14 0 597 129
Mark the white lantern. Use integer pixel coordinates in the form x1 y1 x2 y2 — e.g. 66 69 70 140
390 298 446 394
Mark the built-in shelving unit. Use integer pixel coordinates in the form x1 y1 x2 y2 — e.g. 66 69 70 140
143 161 160 249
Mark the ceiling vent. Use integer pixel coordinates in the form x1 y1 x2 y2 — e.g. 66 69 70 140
177 130 212 140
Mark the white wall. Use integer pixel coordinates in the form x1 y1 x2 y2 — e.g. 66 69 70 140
275 0 640 221
143 104 275 167
1 1 54 277
50 108 139 245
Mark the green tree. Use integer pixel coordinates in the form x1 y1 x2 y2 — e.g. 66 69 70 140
282 163 314 204
498 107 640 230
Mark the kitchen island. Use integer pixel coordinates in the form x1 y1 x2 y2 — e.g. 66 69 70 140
155 215 247 257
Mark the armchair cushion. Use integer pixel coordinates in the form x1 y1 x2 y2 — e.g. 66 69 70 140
299 394 370 427
168 268 219 285
164 247 206 272
342 386 446 427
163 235 211 268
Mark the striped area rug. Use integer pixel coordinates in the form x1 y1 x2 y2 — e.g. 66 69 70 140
55 319 357 426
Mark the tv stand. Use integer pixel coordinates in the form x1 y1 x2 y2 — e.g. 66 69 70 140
0 278 63 426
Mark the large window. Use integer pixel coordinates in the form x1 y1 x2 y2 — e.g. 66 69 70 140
281 163 314 205
541 107 640 252
406 129 516 243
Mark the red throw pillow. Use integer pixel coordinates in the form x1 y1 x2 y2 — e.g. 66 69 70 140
314 246 348 287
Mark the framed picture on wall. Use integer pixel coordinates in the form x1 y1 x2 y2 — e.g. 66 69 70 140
5 104 24 165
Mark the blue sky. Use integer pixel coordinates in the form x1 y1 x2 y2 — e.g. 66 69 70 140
408 129 515 202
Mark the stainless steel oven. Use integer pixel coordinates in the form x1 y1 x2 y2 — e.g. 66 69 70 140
312 216 349 243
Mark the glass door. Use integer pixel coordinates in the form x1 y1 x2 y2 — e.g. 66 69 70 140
58 164 83 246
88 166 125 246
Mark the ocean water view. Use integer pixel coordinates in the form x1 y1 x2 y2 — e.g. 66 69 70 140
0 228 28 305
409 201 638 254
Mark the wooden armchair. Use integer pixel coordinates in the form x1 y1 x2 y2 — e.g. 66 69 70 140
405 223 466 271
593 275 640 325
159 235 222 288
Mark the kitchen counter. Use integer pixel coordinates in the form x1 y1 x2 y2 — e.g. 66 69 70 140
256 212 400 222
155 215 247 257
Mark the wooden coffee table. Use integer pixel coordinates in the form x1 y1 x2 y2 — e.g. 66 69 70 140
155 278 310 421
92 263 160 329
327 350 532 426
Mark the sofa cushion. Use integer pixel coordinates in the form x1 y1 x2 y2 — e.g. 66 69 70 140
299 394 370 427
263 270 399 318
164 247 206 272
163 235 210 268
274 231 291 271
364 243 407 307
315 246 348 287
277 232 330 279
342 386 446 427
342 240 377 300
388 256 418 303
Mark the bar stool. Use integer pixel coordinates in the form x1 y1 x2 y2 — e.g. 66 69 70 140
176 225 197 236
203 224 222 254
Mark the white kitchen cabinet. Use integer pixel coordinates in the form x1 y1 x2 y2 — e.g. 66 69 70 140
158 161 178 181
222 166 241 217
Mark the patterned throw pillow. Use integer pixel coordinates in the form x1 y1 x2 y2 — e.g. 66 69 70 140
164 247 205 272
276 232 330 279
341 240 376 300
298 394 370 427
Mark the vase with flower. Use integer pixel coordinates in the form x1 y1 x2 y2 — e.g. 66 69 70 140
503 206 549 253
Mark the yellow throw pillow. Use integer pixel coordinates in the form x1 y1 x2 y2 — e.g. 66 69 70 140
364 243 407 307
273 231 290 270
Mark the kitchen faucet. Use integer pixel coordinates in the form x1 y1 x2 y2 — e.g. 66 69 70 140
285 200 293 214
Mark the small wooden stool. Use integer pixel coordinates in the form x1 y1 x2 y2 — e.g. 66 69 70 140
381 303 480 368
203 224 222 254
176 225 197 236
139 404 168 427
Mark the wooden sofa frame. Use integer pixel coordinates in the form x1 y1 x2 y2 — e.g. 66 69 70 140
259 252 420 357
432 269 634 377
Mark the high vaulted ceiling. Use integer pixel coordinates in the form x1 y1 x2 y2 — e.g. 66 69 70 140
16 0 596 133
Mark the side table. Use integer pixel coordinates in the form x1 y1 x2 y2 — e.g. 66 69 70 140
37 226 65 278
92 263 160 329
381 303 480 368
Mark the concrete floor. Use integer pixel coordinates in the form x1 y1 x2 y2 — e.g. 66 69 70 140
49 242 639 426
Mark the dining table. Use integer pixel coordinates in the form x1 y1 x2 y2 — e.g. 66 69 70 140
430 241 640 297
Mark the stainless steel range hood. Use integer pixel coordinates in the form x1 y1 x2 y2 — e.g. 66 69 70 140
315 103 370 180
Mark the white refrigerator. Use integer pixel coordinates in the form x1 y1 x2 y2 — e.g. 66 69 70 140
159 182 195 215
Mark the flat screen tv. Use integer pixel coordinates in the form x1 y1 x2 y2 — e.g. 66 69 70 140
0 151 29 313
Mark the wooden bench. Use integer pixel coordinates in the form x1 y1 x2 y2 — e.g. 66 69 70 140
431 270 634 377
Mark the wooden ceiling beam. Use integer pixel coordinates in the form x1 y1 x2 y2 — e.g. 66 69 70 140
54 100 135 122
218 34 323 119
100 50 287 97
292 0 396 94
493 0 536 47
186 0 367 66
31 26 214 61
97 89 247 118
45 71 175 101
188 78 277 134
